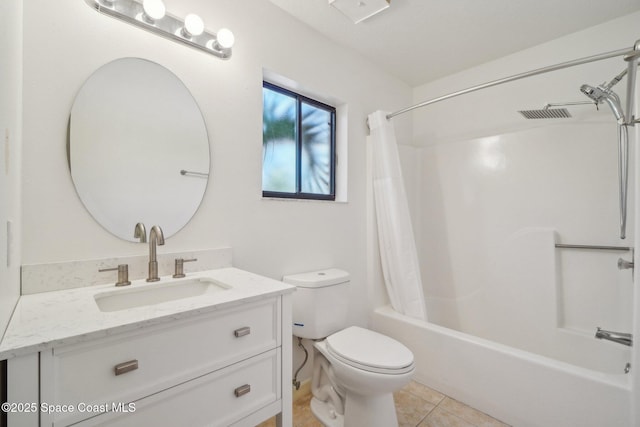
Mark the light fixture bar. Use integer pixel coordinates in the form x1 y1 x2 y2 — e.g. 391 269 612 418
85 0 233 59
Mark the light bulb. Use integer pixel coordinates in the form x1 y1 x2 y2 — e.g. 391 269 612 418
215 28 235 49
182 14 204 38
142 0 165 21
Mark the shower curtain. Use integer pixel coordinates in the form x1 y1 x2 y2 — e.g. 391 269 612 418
368 111 427 321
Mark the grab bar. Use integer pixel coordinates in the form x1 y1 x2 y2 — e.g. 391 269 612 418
180 169 209 178
554 244 632 251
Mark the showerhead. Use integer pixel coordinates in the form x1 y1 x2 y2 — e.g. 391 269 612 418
580 84 606 102
518 100 600 120
518 108 571 119
580 83 625 122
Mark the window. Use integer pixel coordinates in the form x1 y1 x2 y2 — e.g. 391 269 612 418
262 82 336 200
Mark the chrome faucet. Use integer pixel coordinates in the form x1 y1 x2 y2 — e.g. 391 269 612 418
595 327 633 347
146 225 165 282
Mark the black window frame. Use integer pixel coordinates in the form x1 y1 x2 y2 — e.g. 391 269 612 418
262 81 337 201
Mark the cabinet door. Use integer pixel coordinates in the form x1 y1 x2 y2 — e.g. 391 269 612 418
72 349 281 427
6 354 39 427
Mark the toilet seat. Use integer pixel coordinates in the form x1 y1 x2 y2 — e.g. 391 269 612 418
326 326 414 375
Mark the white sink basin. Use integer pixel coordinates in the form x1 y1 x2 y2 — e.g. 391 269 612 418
94 277 231 312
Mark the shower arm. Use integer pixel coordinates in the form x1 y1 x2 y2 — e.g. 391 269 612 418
543 100 596 110
605 68 628 90
386 40 640 120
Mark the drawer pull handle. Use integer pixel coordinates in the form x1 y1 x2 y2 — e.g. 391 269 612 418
234 326 251 337
234 384 251 397
114 360 139 376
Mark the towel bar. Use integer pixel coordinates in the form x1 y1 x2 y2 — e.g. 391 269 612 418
554 243 632 251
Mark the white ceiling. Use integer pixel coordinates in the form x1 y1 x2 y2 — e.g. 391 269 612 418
269 0 640 87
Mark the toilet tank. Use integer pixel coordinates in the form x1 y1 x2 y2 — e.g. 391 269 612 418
283 269 350 339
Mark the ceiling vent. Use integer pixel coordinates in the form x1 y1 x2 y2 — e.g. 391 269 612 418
328 0 390 24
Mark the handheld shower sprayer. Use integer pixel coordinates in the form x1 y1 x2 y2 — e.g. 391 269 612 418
579 84 625 123
579 82 629 239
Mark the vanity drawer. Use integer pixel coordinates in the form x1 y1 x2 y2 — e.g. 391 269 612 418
73 349 280 427
44 297 279 425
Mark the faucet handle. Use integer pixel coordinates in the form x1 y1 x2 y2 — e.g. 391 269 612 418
99 264 131 287
618 257 634 270
173 258 197 278
134 222 147 243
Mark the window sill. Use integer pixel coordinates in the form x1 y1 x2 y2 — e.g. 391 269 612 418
261 196 347 204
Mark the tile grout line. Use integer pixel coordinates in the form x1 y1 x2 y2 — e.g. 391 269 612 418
402 383 490 427
400 384 443 427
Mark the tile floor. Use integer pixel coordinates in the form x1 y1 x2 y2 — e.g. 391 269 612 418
258 380 509 427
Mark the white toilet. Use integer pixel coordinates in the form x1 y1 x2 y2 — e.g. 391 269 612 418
284 269 415 427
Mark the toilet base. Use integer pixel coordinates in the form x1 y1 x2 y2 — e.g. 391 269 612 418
310 392 399 427
310 396 344 427
343 391 398 427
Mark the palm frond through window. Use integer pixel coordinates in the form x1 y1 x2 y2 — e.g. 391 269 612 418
262 82 336 200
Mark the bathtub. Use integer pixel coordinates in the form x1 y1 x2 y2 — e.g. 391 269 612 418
372 305 632 427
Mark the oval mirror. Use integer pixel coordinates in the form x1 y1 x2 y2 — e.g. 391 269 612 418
68 58 209 242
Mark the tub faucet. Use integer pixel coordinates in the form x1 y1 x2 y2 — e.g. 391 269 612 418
146 225 165 282
595 327 633 347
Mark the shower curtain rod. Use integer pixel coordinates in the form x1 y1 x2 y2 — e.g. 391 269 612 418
386 41 640 120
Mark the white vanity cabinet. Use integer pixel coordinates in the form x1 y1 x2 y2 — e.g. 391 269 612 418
7 292 293 427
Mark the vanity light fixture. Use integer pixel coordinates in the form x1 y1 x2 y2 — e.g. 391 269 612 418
141 0 165 23
209 28 235 51
181 13 204 38
85 0 234 59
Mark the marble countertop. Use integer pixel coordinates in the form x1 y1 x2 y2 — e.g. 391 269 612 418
0 267 295 360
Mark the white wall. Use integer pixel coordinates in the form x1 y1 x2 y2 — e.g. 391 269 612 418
406 12 640 370
20 0 412 332
0 0 22 337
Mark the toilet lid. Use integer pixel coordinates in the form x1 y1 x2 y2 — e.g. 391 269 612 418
326 326 414 374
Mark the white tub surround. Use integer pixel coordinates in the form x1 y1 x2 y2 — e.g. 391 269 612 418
3 267 295 427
